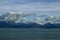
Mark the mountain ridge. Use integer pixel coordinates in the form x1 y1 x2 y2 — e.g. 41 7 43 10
0 11 60 28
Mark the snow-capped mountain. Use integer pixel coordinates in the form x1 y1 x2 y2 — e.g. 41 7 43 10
0 11 60 28
0 11 60 25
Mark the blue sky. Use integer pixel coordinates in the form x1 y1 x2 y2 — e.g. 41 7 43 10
0 0 60 16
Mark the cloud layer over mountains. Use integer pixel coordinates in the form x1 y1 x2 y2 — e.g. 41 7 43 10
0 11 60 25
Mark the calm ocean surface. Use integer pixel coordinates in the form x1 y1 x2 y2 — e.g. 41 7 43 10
0 28 60 40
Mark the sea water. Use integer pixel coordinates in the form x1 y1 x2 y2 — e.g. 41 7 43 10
0 28 60 40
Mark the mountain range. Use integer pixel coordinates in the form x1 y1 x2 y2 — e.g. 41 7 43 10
0 11 60 28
